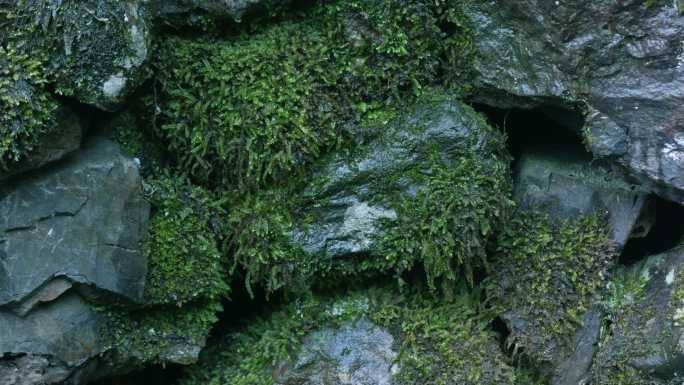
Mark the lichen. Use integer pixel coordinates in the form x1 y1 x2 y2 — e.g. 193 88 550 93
485 211 615 365
152 0 475 190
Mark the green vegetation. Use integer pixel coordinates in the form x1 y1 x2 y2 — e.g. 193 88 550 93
0 44 58 170
143 175 230 306
486 211 615 363
179 285 535 385
153 0 474 190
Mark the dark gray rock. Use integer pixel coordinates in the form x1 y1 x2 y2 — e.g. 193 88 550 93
153 0 281 27
514 149 652 248
0 134 150 313
467 0 684 203
275 319 398 385
591 244 684 383
0 107 82 182
290 96 508 261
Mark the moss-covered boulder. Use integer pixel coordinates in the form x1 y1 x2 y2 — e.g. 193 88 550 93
225 94 513 295
590 244 684 384
485 211 615 385
1 0 153 109
152 0 474 190
179 286 536 385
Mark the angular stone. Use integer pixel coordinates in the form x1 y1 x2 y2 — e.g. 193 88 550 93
514 149 651 248
0 135 150 311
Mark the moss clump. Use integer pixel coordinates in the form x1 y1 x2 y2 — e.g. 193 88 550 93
179 285 530 385
0 44 59 170
143 176 229 306
485 211 615 364
376 146 512 292
153 0 474 190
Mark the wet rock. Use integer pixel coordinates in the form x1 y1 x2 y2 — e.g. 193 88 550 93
514 149 651 248
591 244 684 383
0 107 82 182
466 0 684 203
0 134 150 312
275 319 398 385
153 0 278 27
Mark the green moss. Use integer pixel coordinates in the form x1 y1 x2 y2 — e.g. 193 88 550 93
0 44 59 170
153 0 474 190
485 211 615 363
101 300 222 365
179 285 528 385
143 175 229 306
376 146 513 292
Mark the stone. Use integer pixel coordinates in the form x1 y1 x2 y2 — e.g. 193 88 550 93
3 1 153 110
0 134 150 312
290 95 509 263
514 148 652 248
153 0 278 27
274 319 398 385
591 244 684 383
0 107 82 182
466 0 684 203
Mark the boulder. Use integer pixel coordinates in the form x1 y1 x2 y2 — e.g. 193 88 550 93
153 0 278 27
514 149 652 248
591 244 684 384
0 135 150 312
466 0 684 203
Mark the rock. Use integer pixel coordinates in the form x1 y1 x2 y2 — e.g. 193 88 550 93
591 244 684 383
0 135 150 312
181 287 522 385
0 107 82 182
289 95 511 284
514 148 652 248
153 0 277 27
275 319 398 385
466 0 684 203
3 1 153 110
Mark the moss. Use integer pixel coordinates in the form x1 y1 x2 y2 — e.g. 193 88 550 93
100 300 222 366
485 211 615 364
0 44 59 170
179 285 528 385
153 0 474 190
143 175 229 306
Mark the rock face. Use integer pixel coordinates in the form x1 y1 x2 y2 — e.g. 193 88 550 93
275 319 398 385
468 0 684 203
153 0 273 26
514 149 652 248
591 244 684 384
0 135 150 384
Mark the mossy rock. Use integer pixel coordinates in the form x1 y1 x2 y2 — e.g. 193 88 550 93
179 285 536 385
485 211 615 384
225 94 513 296
152 0 475 190
590 244 684 384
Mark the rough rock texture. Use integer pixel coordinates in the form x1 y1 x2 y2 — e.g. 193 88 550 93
468 0 684 203
0 108 82 182
291 96 508 261
0 135 150 312
514 149 651 248
3 0 153 110
275 319 398 385
153 0 275 26
591 244 684 384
